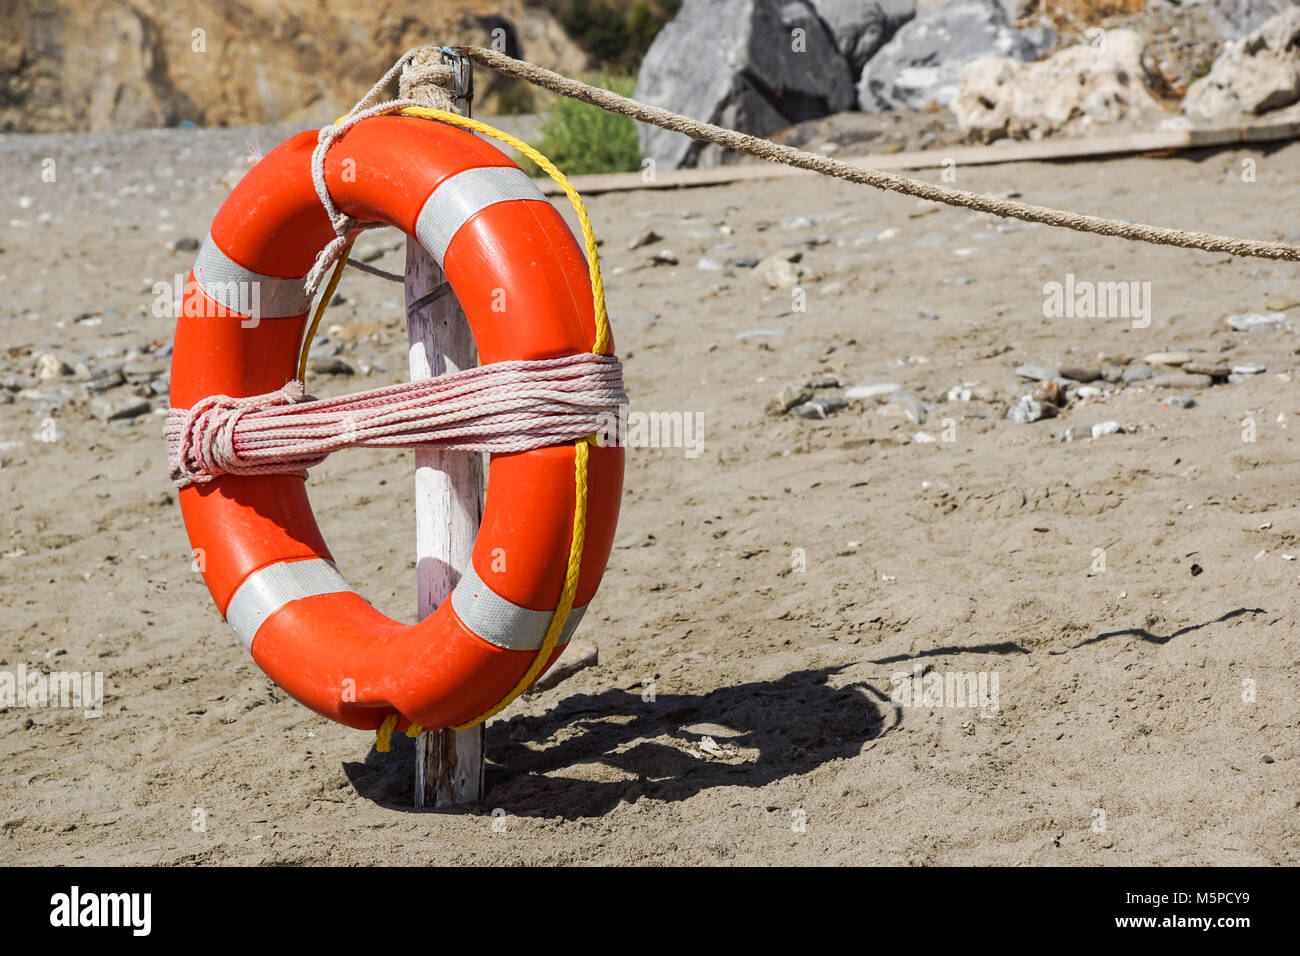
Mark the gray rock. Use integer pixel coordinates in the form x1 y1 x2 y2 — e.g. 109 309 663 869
1232 363 1267 374
1122 364 1154 383
767 383 814 415
170 236 201 253
1015 364 1059 381
1209 0 1300 39
1091 421 1123 438
92 396 151 423
636 0 855 169
859 0 1052 112
1164 394 1197 408
1004 394 1057 423
1100 360 1126 383
809 0 916 76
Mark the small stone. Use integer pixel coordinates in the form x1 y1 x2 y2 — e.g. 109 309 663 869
1163 394 1196 408
696 257 723 271
122 359 166 383
734 256 760 269
1005 395 1057 424
791 401 828 420
308 357 354 376
881 391 928 424
1033 381 1067 407
649 249 678 266
1015 364 1059 382
92 396 151 423
1182 363 1231 380
1152 372 1212 389
1100 360 1125 383
1062 424 1092 442
1059 366 1100 383
1073 385 1102 399
83 371 126 394
1143 351 1191 366
755 254 803 289
766 384 813 416
1091 421 1123 438
1264 295 1299 312
1227 311 1290 333
628 228 662 250
170 236 201 252
781 216 816 230
846 382 902 401
1231 364 1266 375
807 374 842 389
917 308 939 321
1122 365 1154 383
34 353 72 381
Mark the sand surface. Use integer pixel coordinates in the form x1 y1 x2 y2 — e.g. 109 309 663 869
1 125 1297 864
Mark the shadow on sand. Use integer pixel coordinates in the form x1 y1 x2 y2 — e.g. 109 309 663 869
344 665 900 816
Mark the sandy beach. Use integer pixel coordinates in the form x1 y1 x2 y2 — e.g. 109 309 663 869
1 122 1297 864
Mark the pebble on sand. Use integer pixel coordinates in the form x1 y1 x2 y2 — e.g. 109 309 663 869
1005 394 1057 423
92 396 151 423
1226 312 1290 333
846 382 902 401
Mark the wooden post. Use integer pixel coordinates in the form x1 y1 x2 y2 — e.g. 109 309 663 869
401 50 485 807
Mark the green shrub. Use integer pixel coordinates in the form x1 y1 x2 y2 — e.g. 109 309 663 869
522 74 643 176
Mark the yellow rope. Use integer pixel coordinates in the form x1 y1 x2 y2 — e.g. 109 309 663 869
375 712 399 753
298 236 354 384
452 438 590 729
392 105 610 355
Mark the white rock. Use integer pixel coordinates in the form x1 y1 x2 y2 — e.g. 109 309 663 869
846 382 903 401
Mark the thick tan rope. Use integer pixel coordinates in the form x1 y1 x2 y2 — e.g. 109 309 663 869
458 45 1300 263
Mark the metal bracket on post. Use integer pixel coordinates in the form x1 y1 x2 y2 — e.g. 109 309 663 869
400 48 485 808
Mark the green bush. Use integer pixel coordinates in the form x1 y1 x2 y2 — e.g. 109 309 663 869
522 74 643 176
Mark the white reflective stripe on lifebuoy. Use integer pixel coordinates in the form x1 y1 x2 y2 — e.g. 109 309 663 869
451 561 586 651
414 166 547 267
225 558 355 650
192 235 314 319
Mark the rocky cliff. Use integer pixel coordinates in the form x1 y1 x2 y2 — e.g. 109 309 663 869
0 0 588 132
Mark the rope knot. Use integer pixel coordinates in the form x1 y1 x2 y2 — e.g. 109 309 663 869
166 380 315 489
399 48 458 111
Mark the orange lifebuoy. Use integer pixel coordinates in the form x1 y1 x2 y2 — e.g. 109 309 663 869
169 115 623 732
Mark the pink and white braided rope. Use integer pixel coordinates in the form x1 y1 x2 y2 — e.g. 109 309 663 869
165 353 626 489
